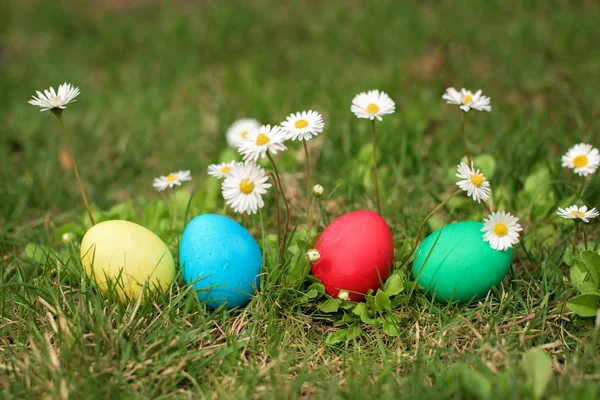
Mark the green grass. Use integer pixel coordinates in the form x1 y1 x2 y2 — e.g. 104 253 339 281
2 0 600 398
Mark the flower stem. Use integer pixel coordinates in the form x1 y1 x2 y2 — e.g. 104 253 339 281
267 152 291 260
171 190 178 229
55 112 95 226
399 189 462 269
573 221 580 256
303 140 312 234
371 119 382 216
460 112 471 165
577 177 586 200
267 172 282 260
318 197 329 227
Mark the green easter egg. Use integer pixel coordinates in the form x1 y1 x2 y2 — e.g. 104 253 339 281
412 221 513 303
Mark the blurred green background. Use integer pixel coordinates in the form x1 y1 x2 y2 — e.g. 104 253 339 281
2 0 599 227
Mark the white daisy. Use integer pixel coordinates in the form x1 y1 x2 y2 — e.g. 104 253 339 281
442 87 491 112
238 125 287 162
28 82 80 112
152 170 192 191
350 90 395 121
280 110 325 141
557 205 599 223
481 211 523 251
207 161 239 179
222 162 272 215
455 162 491 203
561 143 600 176
226 118 261 148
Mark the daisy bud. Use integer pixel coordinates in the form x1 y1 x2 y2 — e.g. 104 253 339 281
306 249 321 264
338 290 350 301
61 232 76 244
312 184 324 198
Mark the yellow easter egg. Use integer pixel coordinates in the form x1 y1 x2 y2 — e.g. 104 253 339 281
80 220 176 302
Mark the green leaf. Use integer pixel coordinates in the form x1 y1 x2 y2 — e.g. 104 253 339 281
365 290 376 309
563 243 588 266
394 241 412 263
340 301 355 310
262 234 279 268
473 153 497 180
374 290 391 312
522 166 551 199
382 320 400 337
144 200 166 232
352 303 368 317
217 147 240 164
580 250 600 285
191 177 221 214
447 196 474 211
383 274 405 297
325 329 348 345
522 348 553 400
174 189 193 214
285 255 310 283
52 222 81 243
307 281 326 294
518 165 556 222
317 298 339 313
426 212 446 232
493 184 512 212
340 313 359 324
458 367 492 400
566 293 600 317
352 303 376 324
22 243 53 264
577 282 600 295
346 324 362 340
106 200 139 222
305 289 319 299
570 262 588 286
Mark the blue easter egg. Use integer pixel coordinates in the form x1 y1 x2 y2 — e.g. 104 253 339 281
179 214 262 309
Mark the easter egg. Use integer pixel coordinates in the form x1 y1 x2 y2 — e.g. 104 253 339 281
412 221 513 303
80 220 176 302
179 214 262 309
311 210 394 301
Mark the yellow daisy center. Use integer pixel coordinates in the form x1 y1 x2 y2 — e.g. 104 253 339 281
464 95 473 105
494 223 508 237
240 131 249 139
294 119 309 129
570 210 585 218
470 174 484 187
256 133 270 146
166 174 178 182
220 166 231 174
239 179 254 194
366 103 379 114
573 154 588 168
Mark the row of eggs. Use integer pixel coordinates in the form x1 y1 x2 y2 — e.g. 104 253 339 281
80 211 513 308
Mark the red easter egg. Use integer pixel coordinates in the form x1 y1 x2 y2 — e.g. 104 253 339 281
311 210 394 301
